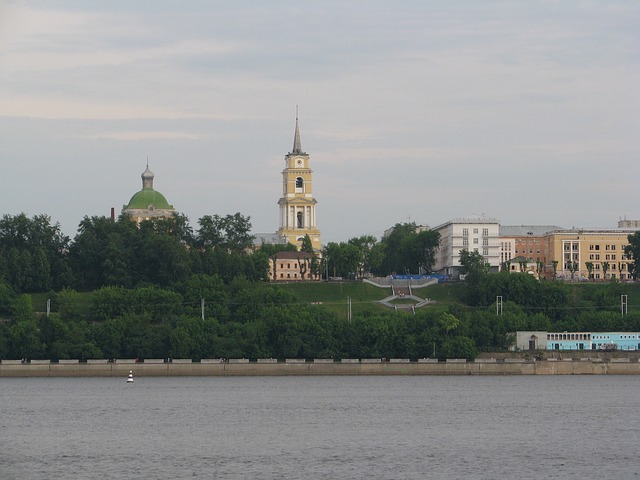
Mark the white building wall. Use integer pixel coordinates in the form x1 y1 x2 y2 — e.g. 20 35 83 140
433 216 501 277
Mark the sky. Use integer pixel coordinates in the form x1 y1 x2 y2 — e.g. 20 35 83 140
1 1 638 244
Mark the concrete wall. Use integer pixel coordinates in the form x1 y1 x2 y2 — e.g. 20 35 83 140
1 358 639 377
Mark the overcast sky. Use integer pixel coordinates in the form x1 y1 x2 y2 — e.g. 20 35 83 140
1 1 638 243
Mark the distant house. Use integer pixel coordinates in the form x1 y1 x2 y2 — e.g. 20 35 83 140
268 251 320 282
506 255 541 279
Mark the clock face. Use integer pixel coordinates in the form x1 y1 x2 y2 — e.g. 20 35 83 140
296 159 303 167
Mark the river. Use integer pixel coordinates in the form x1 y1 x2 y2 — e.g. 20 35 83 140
1 375 638 479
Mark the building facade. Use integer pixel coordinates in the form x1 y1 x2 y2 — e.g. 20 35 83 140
432 215 501 278
268 251 320 281
276 116 322 250
543 229 635 280
122 164 175 225
513 331 640 351
499 225 563 270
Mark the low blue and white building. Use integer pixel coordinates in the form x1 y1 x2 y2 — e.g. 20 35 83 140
512 331 640 351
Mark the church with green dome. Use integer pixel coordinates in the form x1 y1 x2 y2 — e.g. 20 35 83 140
122 164 175 224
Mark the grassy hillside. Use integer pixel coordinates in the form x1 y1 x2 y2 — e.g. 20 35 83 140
26 280 640 321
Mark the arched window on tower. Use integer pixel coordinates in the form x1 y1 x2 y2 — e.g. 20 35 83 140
295 177 304 193
297 211 304 228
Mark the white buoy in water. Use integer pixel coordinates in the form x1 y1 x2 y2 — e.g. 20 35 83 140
127 370 134 383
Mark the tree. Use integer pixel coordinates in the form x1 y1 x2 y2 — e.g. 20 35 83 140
196 213 254 253
585 261 594 280
601 261 609 280
458 249 490 283
379 222 418 275
536 261 544 280
68 215 137 289
348 235 382 278
567 260 579 280
407 229 441 274
324 242 360 279
300 234 320 279
624 232 640 280
552 260 559 279
0 213 70 292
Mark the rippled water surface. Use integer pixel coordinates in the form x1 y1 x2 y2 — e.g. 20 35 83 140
1 375 639 479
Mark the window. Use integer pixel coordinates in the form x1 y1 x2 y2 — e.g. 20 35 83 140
295 177 304 193
595 254 600 260
463 238 468 246
482 228 488 236
473 238 478 244
482 248 489 256
473 228 478 234
297 211 303 228
462 228 468 236
483 239 488 246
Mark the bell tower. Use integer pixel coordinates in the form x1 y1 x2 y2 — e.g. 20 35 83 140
277 114 321 250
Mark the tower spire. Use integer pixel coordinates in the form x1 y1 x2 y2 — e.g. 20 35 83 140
292 106 303 154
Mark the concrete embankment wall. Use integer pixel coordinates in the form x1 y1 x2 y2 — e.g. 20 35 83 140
1 359 639 377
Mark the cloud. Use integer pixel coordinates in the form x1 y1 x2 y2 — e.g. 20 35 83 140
76 131 203 141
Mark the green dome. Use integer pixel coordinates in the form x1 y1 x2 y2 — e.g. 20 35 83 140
125 189 173 210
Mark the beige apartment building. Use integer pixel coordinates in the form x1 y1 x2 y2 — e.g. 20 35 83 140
544 229 636 280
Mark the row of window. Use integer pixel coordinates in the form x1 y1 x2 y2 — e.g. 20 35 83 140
589 244 618 251
547 333 591 341
592 335 638 340
462 228 490 236
515 239 541 245
279 263 300 269
589 254 619 260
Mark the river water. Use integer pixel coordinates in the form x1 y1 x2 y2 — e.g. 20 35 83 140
1 375 639 479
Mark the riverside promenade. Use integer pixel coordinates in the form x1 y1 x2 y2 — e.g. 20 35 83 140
2 357 640 376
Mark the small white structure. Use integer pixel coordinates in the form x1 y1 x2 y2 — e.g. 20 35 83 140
510 331 548 351
127 370 134 383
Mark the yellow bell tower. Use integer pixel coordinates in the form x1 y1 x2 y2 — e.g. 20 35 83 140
277 114 321 250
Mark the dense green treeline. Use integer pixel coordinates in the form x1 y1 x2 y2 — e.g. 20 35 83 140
1 213 639 361
1 273 639 361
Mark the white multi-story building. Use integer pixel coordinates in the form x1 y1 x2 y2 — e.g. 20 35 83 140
432 215 501 278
